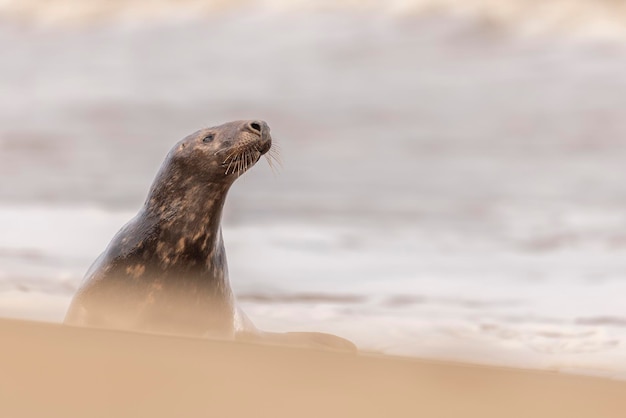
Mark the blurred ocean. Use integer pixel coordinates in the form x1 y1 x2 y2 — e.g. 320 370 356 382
2 1 626 378
3 0 626 39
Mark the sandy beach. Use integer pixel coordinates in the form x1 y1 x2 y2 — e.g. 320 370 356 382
1 317 626 418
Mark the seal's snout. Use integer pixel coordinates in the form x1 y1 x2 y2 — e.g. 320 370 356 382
246 120 271 155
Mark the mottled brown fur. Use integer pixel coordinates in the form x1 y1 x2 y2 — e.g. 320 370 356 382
65 120 356 352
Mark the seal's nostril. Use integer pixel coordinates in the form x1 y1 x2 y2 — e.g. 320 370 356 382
249 122 262 134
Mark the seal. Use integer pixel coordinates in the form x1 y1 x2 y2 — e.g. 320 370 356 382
64 120 356 352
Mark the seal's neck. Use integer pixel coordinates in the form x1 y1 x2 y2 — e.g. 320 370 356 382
143 169 233 252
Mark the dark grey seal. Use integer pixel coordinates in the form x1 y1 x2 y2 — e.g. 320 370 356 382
65 120 356 352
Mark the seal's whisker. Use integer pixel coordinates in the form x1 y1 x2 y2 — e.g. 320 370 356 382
269 149 282 166
265 146 282 174
222 149 239 165
226 152 238 175
246 149 253 172
238 153 244 176
269 142 282 157
230 154 239 175
268 142 282 167
265 154 276 174
224 143 265 176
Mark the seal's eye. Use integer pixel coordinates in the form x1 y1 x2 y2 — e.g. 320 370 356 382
203 133 214 143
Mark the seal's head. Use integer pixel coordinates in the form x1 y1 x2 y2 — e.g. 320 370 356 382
170 119 272 182
145 120 275 216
